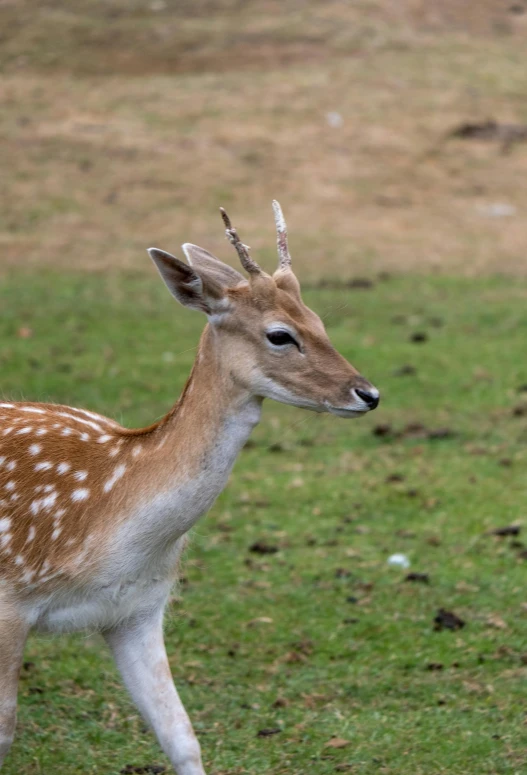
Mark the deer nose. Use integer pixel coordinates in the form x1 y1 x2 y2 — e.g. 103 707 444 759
354 387 380 410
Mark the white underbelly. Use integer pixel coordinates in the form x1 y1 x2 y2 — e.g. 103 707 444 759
30 575 173 633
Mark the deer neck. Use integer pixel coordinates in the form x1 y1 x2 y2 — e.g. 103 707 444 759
160 323 261 467
121 324 261 542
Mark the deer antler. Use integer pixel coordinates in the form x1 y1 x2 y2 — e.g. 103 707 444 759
272 200 292 270
220 208 262 275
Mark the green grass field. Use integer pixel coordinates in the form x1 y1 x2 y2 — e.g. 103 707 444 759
2 270 526 775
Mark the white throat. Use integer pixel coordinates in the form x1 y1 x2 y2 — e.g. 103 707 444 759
105 395 262 574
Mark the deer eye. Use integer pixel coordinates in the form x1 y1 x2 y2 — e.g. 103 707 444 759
266 330 298 347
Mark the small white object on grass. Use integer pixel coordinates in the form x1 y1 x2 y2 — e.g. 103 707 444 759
326 111 344 129
387 553 410 569
476 203 517 218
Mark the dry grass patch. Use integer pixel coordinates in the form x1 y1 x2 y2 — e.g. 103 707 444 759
1 1 527 278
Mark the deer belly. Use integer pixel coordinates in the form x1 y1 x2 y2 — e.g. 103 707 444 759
28 529 188 633
31 576 172 633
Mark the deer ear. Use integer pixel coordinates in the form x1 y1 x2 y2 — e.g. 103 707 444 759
182 243 247 288
148 248 226 315
273 267 301 299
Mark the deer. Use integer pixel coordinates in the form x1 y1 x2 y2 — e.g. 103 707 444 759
0 202 379 774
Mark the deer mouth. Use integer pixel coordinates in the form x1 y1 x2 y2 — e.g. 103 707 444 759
323 402 370 419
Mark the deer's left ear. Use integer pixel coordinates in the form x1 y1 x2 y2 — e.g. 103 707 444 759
182 244 247 289
148 248 228 316
273 268 301 299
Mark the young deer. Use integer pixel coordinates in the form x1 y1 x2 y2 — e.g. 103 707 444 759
0 202 379 774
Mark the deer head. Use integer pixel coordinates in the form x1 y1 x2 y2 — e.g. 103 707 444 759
148 202 379 418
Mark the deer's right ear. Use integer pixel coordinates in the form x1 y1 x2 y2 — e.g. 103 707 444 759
148 248 225 315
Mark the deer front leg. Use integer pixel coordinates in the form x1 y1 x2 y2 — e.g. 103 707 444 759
103 607 205 775
0 607 29 768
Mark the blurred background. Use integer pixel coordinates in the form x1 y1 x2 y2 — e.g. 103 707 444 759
2 0 527 279
2 4 527 775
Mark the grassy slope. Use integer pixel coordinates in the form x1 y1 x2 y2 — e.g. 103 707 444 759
2 271 526 775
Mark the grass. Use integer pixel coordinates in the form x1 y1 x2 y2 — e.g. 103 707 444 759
2 269 527 775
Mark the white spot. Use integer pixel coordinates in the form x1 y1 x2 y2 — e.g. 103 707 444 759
16 427 32 435
42 492 57 510
75 408 112 424
20 406 45 414
2 428 13 436
57 411 103 433
39 560 50 576
6 461 16 471
97 434 112 444
74 471 88 482
0 457 5 466
53 508 66 519
34 485 43 493
26 526 36 542
57 462 71 475
52 423 61 429
0 533 12 548
29 443 42 456
30 500 42 516
35 461 52 472
132 445 142 457
4 481 15 492
51 527 62 541
61 428 73 436
80 432 90 441
21 569 36 583
71 488 90 502
0 517 11 533
10 493 19 502
0 403 14 408
43 484 55 493
70 548 87 567
103 464 126 493
109 445 120 457
36 428 48 436
37 572 61 584
14 555 24 566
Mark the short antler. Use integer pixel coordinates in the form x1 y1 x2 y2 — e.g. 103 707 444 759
272 200 292 270
220 208 262 275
